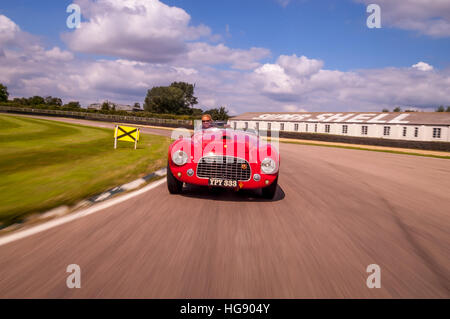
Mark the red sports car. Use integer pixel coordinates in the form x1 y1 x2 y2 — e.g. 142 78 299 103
167 127 280 199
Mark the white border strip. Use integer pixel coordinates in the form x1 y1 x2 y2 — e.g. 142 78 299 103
0 179 167 247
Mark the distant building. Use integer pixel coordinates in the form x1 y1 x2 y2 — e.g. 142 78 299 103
229 112 450 142
88 102 142 112
88 103 102 110
115 104 137 112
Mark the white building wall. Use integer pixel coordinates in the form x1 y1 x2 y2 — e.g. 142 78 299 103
228 120 450 143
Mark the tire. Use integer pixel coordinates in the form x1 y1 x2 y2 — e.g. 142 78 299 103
167 165 183 194
262 176 278 199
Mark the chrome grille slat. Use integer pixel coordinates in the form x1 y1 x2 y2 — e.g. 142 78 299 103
197 156 251 181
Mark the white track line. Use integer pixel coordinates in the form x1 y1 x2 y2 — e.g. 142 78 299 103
0 178 167 247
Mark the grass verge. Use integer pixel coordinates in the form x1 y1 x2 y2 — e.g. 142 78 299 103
0 114 171 226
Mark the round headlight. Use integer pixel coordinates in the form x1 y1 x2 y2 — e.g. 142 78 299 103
172 150 188 166
261 158 277 174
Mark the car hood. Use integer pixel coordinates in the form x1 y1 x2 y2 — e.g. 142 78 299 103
170 129 278 164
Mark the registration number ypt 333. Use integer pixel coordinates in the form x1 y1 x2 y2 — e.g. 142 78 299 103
209 178 238 188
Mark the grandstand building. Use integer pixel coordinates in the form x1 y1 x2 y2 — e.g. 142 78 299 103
229 112 450 142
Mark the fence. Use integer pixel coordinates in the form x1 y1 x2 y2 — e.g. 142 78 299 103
0 106 194 129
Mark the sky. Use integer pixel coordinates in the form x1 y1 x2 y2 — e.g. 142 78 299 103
0 0 449 114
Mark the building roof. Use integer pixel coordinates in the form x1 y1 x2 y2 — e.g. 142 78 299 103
230 112 450 125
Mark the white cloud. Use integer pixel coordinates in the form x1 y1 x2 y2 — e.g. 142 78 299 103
248 55 450 111
63 0 211 63
0 14 74 72
0 14 39 51
412 61 434 71
185 43 270 70
171 67 198 76
44 47 74 61
62 0 268 70
254 63 294 94
0 15 20 45
283 105 308 112
1 10 449 114
276 54 324 77
356 0 450 37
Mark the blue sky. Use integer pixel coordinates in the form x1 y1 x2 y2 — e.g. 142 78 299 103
0 0 449 112
168 0 450 70
2 0 449 70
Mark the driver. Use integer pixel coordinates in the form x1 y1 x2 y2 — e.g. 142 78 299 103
201 114 213 129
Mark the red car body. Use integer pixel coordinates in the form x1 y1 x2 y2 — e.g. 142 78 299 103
167 128 280 198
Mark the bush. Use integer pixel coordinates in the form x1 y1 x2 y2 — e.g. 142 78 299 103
0 84 9 102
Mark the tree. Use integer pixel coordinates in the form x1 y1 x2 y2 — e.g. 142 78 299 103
102 101 111 111
144 86 187 114
393 107 402 112
191 108 203 116
0 83 9 102
45 96 63 106
170 82 198 108
29 96 45 105
133 102 141 110
65 101 81 109
12 98 23 105
436 106 445 112
382 108 389 112
143 82 198 115
446 106 450 112
204 106 230 121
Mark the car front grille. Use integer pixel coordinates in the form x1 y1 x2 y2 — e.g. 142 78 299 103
197 156 251 181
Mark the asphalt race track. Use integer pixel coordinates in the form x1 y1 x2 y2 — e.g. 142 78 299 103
0 115 449 298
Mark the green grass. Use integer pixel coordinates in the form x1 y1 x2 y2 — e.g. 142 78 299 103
0 114 171 226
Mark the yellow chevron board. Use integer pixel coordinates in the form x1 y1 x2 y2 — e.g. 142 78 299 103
114 125 140 149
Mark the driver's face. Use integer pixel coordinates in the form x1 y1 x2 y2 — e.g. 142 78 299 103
202 120 212 128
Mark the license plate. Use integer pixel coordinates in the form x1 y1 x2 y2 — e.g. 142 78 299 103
208 178 238 188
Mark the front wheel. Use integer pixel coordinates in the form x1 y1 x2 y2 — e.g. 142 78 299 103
167 165 183 194
262 176 278 199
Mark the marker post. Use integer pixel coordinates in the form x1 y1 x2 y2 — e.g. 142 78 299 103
114 125 118 149
114 125 140 150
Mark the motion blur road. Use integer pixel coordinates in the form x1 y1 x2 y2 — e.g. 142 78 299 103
0 115 449 298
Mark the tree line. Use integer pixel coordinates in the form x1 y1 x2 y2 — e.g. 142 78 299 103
0 84 81 110
382 106 450 112
143 82 229 120
0 82 230 120
2 82 450 119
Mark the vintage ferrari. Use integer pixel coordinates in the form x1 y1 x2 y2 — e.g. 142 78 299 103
167 127 280 199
